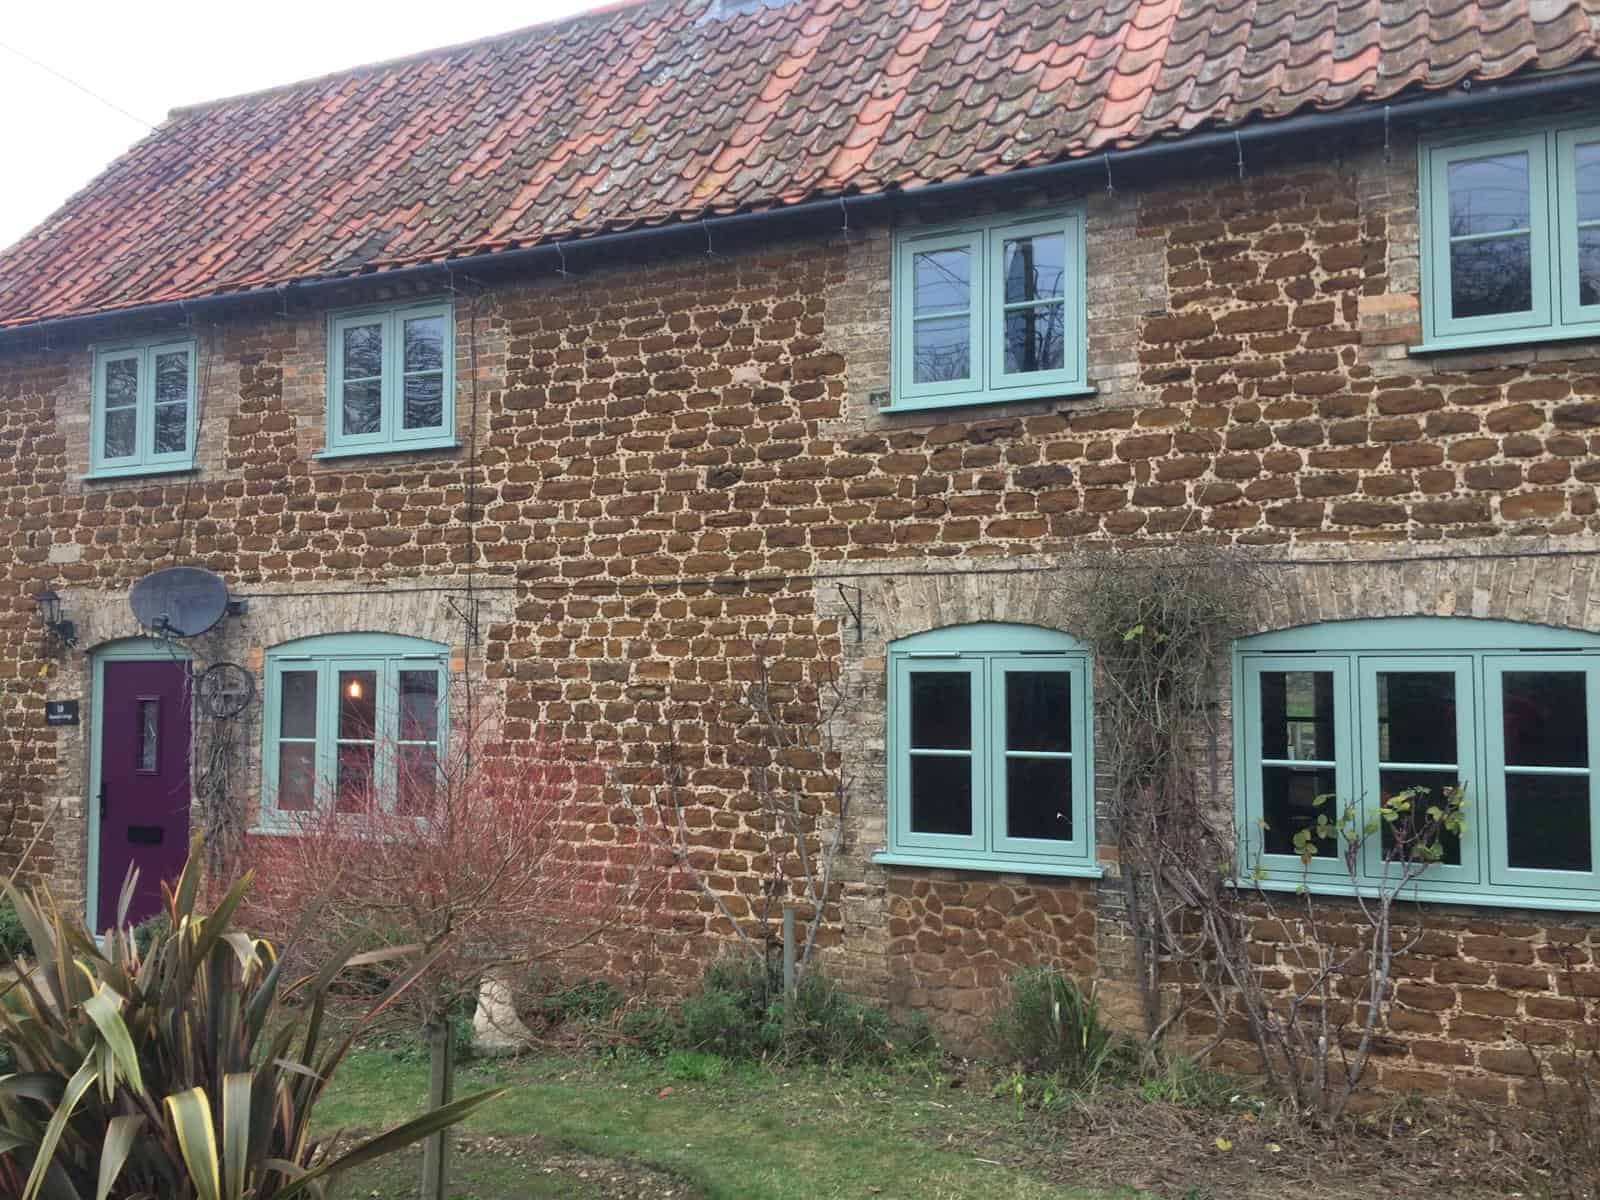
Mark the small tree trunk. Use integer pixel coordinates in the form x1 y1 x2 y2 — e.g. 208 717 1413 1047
419 1018 454 1200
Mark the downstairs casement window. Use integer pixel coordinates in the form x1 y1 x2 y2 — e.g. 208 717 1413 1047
1419 120 1600 349
874 623 1098 876
1235 618 1600 910
323 300 456 456
260 634 448 828
888 209 1089 411
89 338 197 478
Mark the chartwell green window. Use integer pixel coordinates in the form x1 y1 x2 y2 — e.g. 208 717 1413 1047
89 338 198 478
888 209 1088 411
1235 618 1600 911
260 634 448 828
1419 121 1600 350
873 623 1098 876
323 301 456 457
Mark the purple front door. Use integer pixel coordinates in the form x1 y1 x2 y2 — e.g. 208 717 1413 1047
97 659 192 930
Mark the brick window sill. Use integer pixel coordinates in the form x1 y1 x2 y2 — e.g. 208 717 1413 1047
872 851 1104 880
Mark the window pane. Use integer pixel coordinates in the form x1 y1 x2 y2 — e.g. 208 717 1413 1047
1007 757 1071 841
1261 765 1336 857
399 670 440 741
279 670 318 739
104 358 138 407
1448 152 1531 236
1377 672 1456 764
1259 671 1335 761
154 403 188 455
1006 672 1069 753
342 379 382 436
1378 768 1463 866
397 744 437 817
1577 142 1600 223
1503 672 1588 767
154 350 189 404
1003 307 1065 374
342 323 383 379
1003 233 1065 304
137 699 158 772
912 247 970 314
404 315 445 372
103 407 136 459
1507 773 1592 872
910 672 970 750
912 315 970 383
1449 235 1532 319
277 743 316 812
1580 229 1600 309
910 754 970 835
403 375 444 430
335 744 375 813
338 670 378 740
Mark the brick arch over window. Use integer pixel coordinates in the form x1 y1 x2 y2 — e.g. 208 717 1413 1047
1240 554 1600 641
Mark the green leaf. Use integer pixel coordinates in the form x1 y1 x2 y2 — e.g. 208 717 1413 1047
222 1073 251 1200
82 984 144 1096
95 1114 145 1200
165 1087 222 1200
23 1058 97 1200
1122 624 1145 641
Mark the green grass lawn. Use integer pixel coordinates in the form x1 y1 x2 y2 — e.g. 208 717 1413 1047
321 1049 1127 1200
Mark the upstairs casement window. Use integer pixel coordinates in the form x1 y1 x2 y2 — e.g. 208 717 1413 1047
89 338 197 478
260 634 448 829
889 209 1088 411
1420 121 1600 349
874 623 1098 876
323 301 456 457
1235 618 1600 911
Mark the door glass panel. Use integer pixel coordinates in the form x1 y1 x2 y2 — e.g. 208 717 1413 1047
277 744 316 812
1259 671 1335 761
1006 672 1069 752
338 670 378 740
137 699 158 772
1006 758 1071 841
1506 773 1592 871
1261 765 1336 857
910 755 970 835
910 672 970 749
279 670 318 738
1503 672 1588 767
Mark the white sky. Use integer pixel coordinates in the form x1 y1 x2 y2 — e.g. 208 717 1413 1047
0 1 596 252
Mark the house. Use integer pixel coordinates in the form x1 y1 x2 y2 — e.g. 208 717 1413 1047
3 0 1600 1103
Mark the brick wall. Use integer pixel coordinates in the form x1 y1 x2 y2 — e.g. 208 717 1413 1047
2 122 1599 1091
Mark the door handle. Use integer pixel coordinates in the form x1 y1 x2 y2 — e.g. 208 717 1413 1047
99 786 108 821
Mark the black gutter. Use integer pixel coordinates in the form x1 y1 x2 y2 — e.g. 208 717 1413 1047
7 65 1599 343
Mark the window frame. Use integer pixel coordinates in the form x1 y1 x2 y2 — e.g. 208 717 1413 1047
88 337 199 479
259 633 449 831
876 623 1099 876
888 208 1089 412
1418 119 1600 351
1234 618 1600 911
322 300 457 458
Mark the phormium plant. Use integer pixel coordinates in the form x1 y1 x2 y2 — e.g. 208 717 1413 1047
0 842 501 1199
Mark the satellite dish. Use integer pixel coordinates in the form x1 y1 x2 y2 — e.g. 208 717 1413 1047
129 567 229 637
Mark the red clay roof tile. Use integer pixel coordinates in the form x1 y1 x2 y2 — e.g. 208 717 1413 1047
2 0 1598 328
